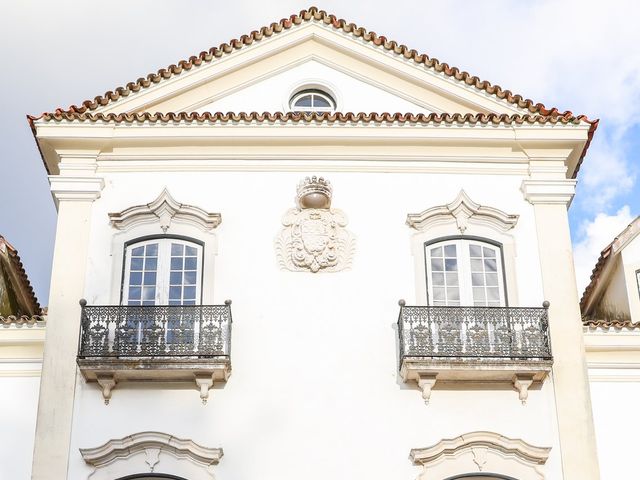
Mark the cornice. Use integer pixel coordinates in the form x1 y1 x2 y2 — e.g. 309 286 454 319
521 179 577 205
49 176 105 202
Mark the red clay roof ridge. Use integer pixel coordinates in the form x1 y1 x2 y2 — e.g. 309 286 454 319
39 6 588 120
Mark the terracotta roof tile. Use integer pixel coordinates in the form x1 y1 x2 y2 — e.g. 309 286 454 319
583 318 640 330
50 7 574 119
30 111 593 126
0 235 41 318
0 315 45 326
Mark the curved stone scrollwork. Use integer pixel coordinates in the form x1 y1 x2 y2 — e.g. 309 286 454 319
109 189 222 233
406 190 519 234
410 431 550 480
80 431 223 480
275 176 355 273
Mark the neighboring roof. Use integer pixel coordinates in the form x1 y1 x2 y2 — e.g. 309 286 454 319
583 318 640 330
28 6 598 177
580 216 640 314
0 235 41 318
0 314 45 326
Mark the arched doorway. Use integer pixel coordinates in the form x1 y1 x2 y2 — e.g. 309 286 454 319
447 474 519 480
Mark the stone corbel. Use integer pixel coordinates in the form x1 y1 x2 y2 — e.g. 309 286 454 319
513 374 535 405
521 179 577 206
195 375 214 405
97 375 116 405
417 374 438 405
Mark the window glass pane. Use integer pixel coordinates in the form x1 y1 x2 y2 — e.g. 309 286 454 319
446 272 459 286
486 273 498 286
432 272 444 286
171 257 183 270
484 259 497 272
431 258 443 271
143 272 156 285
447 288 460 301
171 243 184 256
483 246 496 258
470 258 483 271
182 300 196 306
145 257 157 270
129 272 142 285
129 287 141 300
444 244 457 257
469 244 482 257
313 96 331 108
444 259 457 271
295 95 313 107
185 245 197 256
132 246 144 256
145 244 158 256
184 286 196 299
131 257 144 270
471 273 485 286
433 287 445 301
473 287 486 302
184 257 197 270
184 271 197 285
430 246 442 257
170 272 182 285
143 286 156 301
169 286 182 300
487 288 500 301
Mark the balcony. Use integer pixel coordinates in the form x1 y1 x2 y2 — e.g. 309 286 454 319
397 301 552 404
77 300 232 404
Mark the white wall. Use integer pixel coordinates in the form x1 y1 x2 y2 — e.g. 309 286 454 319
66 169 559 480
196 59 430 114
0 373 40 479
591 378 640 480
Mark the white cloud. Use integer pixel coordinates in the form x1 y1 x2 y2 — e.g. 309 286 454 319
573 206 635 295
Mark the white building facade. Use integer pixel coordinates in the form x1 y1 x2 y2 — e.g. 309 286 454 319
26 7 602 480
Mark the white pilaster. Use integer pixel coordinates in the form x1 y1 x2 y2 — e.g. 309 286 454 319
31 168 103 480
524 178 600 479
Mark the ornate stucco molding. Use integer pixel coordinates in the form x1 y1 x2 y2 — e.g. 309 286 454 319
521 179 577 206
406 190 519 234
411 431 550 480
80 431 223 480
276 176 355 273
109 189 221 233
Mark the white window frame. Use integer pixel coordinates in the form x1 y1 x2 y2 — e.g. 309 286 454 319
122 237 203 306
425 237 507 307
289 89 336 113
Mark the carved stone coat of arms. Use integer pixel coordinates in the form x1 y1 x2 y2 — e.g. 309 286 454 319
275 176 355 273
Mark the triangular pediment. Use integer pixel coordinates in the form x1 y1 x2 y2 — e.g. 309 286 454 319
62 8 559 118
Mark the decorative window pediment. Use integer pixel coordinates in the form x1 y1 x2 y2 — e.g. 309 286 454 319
406 190 518 234
109 189 222 233
411 431 550 480
80 431 223 480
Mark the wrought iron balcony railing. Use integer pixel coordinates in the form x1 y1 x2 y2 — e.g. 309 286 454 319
398 301 552 362
78 301 232 359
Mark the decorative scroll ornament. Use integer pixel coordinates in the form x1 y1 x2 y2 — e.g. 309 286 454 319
276 176 355 273
406 190 518 234
109 188 221 233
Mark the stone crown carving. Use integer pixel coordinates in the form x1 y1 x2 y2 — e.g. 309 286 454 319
276 176 354 273
80 431 223 469
406 190 519 234
297 175 332 209
109 189 222 233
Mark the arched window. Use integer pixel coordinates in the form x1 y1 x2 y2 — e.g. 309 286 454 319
123 238 203 306
425 237 506 307
289 89 336 113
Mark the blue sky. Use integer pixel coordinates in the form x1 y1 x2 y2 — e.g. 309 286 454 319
1 0 638 304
